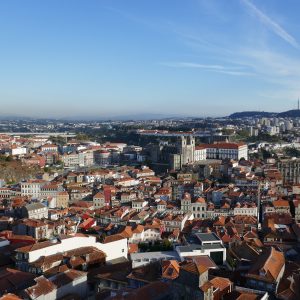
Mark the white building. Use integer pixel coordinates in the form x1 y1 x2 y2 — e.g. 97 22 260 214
115 178 139 187
41 144 58 153
132 167 155 178
21 180 46 199
233 203 257 216
0 188 12 198
10 146 27 156
194 146 207 161
204 142 248 161
130 251 178 268
143 226 162 242
78 150 94 167
132 199 148 212
15 235 128 268
22 203 48 219
176 233 226 265
157 200 167 212
191 197 207 219
62 153 79 168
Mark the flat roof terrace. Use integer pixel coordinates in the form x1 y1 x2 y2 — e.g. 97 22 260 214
195 233 222 245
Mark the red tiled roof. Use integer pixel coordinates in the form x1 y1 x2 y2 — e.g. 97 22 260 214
0 294 22 300
273 199 289 207
128 243 138 254
203 142 246 149
103 234 125 244
194 197 206 204
209 276 232 291
247 247 285 283
25 276 55 299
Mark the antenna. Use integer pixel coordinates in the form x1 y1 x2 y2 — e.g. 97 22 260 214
298 98 299 110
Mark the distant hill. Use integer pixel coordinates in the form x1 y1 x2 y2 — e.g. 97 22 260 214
229 111 276 118
62 113 186 121
277 110 300 118
229 110 300 119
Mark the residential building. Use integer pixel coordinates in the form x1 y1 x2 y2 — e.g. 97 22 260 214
21 180 46 199
245 247 285 292
234 203 257 217
40 144 58 153
93 192 106 209
56 191 69 208
15 235 128 271
21 203 48 220
191 197 207 219
24 270 88 300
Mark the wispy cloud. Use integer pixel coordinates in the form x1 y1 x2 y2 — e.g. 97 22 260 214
161 62 254 76
241 0 299 49
107 1 300 105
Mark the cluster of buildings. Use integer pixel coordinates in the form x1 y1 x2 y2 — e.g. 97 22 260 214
247 117 299 136
0 149 300 299
3 119 300 299
0 134 131 169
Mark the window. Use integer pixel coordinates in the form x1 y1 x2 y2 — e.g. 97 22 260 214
122 249 124 253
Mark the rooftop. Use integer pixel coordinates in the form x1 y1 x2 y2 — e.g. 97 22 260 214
195 232 221 243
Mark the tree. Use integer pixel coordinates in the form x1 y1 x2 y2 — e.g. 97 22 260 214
5 156 13 162
261 148 272 160
161 239 172 250
76 133 89 141
284 147 300 158
44 166 50 173
50 136 66 146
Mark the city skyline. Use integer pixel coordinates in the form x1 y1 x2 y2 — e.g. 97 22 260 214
1 0 300 118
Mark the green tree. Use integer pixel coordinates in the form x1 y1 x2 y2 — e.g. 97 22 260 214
76 133 89 141
284 147 300 158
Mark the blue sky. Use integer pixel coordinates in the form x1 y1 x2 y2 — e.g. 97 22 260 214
1 0 300 118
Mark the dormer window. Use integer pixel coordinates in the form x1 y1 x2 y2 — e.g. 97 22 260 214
259 269 266 277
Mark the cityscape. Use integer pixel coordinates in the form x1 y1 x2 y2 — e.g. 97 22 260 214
2 1 300 300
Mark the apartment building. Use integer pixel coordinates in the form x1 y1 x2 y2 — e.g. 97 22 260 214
21 180 46 199
21 203 48 220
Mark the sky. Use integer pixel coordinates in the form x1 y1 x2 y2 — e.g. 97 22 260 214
1 0 300 119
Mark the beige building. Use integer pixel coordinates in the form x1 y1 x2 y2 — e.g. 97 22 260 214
56 191 69 208
93 192 106 208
